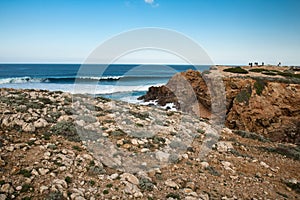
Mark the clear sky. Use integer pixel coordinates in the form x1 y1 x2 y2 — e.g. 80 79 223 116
0 0 299 65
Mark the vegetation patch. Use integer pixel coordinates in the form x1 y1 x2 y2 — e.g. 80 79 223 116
249 68 268 73
129 110 150 120
233 130 269 142
38 97 52 104
197 129 205 134
278 71 300 79
206 166 221 176
139 178 154 191
285 181 300 194
50 121 80 142
110 129 126 137
19 169 31 178
235 88 251 104
223 67 248 74
45 191 65 200
166 193 181 199
25 102 44 109
72 145 82 151
261 144 300 161
253 79 267 95
21 184 34 193
103 189 109 195
65 176 72 184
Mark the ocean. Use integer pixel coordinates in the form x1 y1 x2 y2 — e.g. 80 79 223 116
0 64 209 103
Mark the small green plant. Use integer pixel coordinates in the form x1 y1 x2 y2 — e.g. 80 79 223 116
38 97 52 104
72 145 82 151
50 121 80 142
129 110 149 120
27 140 35 146
21 184 34 193
139 178 154 191
19 169 31 178
278 71 300 79
64 107 73 115
249 68 267 73
65 176 72 184
103 119 115 123
136 123 144 127
262 71 277 76
223 67 248 74
103 189 109 195
89 180 95 186
197 129 205 134
166 193 181 199
106 183 113 188
236 89 251 104
89 160 95 167
206 166 221 176
110 129 126 136
254 79 266 95
45 191 64 200
21 197 32 200
43 132 52 140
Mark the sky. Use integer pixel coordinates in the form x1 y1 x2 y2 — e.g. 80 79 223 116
0 0 299 65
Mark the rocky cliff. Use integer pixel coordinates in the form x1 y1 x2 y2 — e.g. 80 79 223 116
139 66 300 144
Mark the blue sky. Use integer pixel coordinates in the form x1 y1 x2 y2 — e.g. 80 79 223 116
0 0 299 65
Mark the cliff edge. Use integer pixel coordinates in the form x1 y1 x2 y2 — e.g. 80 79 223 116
139 66 300 144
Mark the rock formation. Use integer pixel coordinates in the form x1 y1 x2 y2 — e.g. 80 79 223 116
139 66 300 144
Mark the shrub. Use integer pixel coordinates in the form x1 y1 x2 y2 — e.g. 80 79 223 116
278 72 300 79
72 145 82 151
254 79 266 95
197 129 205 134
129 110 149 120
249 68 268 73
21 184 34 193
89 180 95 186
45 191 65 200
38 97 52 104
166 193 181 199
139 178 154 191
19 169 31 178
236 89 251 104
223 67 248 74
50 121 80 142
262 71 277 76
103 189 109 195
261 145 300 161
65 176 72 184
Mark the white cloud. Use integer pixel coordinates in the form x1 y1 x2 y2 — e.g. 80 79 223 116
144 0 154 4
144 0 159 7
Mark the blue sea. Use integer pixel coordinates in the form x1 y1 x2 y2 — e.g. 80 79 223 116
0 64 209 103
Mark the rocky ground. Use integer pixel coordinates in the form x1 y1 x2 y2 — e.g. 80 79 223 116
0 88 300 199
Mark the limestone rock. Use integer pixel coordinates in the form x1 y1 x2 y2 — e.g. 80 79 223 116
0 183 14 194
121 173 139 185
165 179 179 189
34 118 48 128
215 141 233 153
22 122 36 132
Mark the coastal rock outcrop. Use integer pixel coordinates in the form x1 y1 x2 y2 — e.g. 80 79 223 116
139 66 300 144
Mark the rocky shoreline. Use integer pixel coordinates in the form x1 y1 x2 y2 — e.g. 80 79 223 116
0 87 300 199
139 66 300 144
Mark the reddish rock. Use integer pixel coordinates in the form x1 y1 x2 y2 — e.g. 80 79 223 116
140 67 300 144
